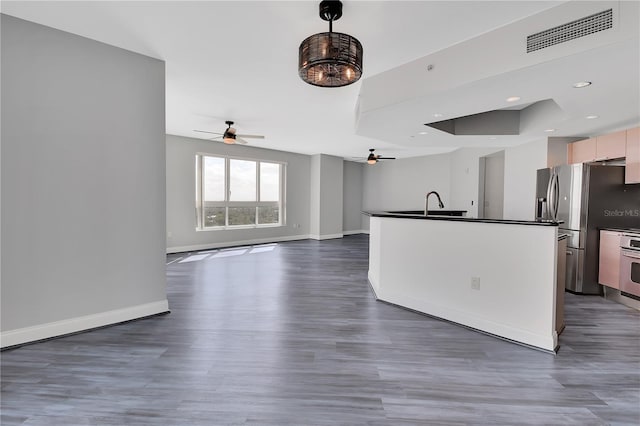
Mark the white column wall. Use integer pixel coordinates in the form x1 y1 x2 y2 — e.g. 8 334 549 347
310 154 322 238
343 161 365 234
309 154 344 240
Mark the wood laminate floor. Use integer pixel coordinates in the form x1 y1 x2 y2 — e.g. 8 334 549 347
2 235 639 425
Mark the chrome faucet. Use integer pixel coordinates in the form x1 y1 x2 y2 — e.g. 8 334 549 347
425 191 445 215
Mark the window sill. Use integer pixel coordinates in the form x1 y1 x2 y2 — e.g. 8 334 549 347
196 224 284 232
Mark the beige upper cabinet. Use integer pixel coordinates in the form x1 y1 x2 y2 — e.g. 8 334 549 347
568 129 630 165
568 138 596 164
626 127 640 184
596 130 627 161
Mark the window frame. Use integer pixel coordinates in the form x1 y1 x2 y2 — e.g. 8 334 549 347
195 153 286 231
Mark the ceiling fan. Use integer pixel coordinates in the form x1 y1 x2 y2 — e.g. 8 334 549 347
193 121 265 145
367 149 396 164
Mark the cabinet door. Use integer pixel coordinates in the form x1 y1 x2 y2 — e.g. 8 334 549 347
626 127 640 184
596 130 626 160
599 230 622 289
568 138 596 164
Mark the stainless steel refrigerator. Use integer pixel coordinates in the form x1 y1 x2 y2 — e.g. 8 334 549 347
536 164 640 294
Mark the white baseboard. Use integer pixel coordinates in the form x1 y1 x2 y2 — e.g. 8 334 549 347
167 234 311 254
0 300 170 349
168 232 370 253
343 229 369 235
377 288 557 352
309 233 344 240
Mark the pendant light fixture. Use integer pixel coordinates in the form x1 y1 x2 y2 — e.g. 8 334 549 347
298 0 363 87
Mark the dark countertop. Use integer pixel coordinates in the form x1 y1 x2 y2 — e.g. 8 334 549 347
364 211 562 227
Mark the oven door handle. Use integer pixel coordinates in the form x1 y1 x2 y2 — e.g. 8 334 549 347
621 249 640 259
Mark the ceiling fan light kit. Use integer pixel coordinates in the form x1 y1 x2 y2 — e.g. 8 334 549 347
366 149 395 165
193 120 265 145
367 150 377 164
222 123 237 144
299 0 363 88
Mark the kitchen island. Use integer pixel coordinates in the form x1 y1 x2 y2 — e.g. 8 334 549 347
366 211 561 352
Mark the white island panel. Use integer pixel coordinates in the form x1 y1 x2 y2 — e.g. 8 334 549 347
368 216 558 351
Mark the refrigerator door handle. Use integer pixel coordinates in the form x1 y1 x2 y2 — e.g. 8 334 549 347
546 172 554 219
552 173 560 221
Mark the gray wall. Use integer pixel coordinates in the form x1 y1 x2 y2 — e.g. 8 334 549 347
547 137 582 168
309 154 344 238
361 141 550 226
1 15 167 336
503 138 548 220
449 147 501 217
362 154 452 230
310 155 321 237
166 134 311 251
343 161 365 233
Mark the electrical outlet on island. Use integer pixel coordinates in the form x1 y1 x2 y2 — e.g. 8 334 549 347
471 276 481 290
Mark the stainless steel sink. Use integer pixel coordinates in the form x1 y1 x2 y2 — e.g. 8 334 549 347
386 210 467 216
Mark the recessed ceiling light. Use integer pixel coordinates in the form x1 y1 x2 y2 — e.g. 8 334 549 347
544 128 556 132
586 115 599 119
489 137 497 140
418 131 428 135
573 81 592 88
433 113 443 118
506 96 521 102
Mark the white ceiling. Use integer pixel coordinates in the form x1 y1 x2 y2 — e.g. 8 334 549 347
2 1 639 161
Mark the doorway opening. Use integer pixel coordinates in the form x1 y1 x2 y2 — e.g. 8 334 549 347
478 151 505 219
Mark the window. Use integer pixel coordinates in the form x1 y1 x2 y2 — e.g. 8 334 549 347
196 154 285 229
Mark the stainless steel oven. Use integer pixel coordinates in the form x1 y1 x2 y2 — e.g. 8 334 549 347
620 233 640 298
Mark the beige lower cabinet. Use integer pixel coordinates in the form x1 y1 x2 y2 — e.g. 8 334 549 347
556 236 566 334
599 230 623 289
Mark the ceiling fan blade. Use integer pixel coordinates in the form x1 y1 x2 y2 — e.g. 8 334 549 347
193 129 223 135
377 156 396 160
236 134 265 139
235 137 249 145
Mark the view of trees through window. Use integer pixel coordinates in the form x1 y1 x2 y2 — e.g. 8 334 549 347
196 154 283 229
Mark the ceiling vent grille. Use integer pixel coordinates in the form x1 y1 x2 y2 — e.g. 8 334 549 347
527 9 612 53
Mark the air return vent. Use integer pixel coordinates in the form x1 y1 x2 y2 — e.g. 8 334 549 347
527 9 612 53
